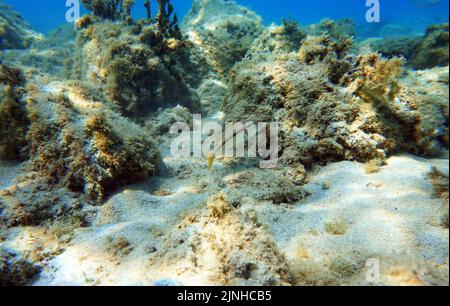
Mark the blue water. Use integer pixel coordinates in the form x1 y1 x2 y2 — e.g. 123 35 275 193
2 0 449 36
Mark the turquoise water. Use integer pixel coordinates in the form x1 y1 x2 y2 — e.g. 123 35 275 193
2 0 449 35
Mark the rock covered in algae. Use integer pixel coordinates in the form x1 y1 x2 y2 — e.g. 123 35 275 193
410 23 449 70
80 0 136 22
248 20 307 56
69 18 205 117
0 3 43 50
2 24 77 78
223 35 449 169
24 80 160 203
360 23 449 70
1 64 160 203
306 18 356 41
183 0 264 74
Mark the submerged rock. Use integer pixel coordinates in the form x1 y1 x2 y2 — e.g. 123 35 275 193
25 81 159 203
0 0 448 287
0 64 28 160
0 3 43 50
2 24 77 78
360 23 449 70
410 23 449 69
1 65 160 203
183 0 264 74
68 20 204 117
224 36 448 170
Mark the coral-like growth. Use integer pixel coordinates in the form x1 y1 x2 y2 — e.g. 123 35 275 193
346 53 404 103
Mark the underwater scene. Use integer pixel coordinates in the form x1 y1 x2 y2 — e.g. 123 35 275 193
0 0 448 287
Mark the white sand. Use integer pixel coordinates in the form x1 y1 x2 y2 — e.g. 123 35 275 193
10 153 443 286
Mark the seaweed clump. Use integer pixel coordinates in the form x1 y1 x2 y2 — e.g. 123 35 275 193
0 64 29 160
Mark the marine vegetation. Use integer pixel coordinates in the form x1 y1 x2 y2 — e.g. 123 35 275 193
0 0 448 287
